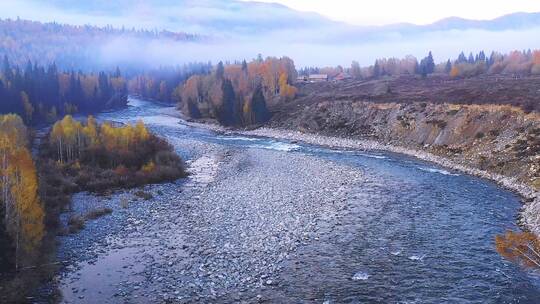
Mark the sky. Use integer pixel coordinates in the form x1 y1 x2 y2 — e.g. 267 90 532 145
247 0 540 25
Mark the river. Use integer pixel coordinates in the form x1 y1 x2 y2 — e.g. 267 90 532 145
46 97 540 303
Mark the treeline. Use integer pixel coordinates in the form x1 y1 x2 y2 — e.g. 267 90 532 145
177 56 297 126
0 115 44 272
128 63 213 103
299 54 426 79
0 56 128 125
448 50 540 78
303 49 540 80
0 18 199 69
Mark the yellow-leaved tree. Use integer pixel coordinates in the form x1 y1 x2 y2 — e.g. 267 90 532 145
51 115 83 162
20 91 34 123
82 116 99 147
0 114 44 270
9 148 44 269
135 120 150 141
278 72 297 101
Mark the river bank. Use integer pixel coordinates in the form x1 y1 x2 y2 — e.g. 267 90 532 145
247 127 540 233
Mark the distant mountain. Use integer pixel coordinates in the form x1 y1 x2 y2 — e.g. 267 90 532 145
422 12 540 31
25 0 340 35
331 12 540 44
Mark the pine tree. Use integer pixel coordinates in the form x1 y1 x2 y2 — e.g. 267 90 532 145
445 60 452 73
2 55 12 80
216 61 224 80
478 50 486 62
418 52 435 77
426 51 435 74
468 52 475 64
250 84 270 124
457 52 467 64
114 66 121 78
20 92 33 123
373 60 381 78
218 79 237 126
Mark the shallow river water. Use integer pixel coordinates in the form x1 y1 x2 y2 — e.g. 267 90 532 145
54 98 540 303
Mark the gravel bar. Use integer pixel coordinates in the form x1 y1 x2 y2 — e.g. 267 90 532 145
51 143 362 303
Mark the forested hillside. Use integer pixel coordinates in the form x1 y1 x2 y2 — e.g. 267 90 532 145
0 18 198 69
0 56 128 125
127 56 297 126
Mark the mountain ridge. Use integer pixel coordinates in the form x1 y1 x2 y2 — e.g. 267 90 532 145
16 0 540 36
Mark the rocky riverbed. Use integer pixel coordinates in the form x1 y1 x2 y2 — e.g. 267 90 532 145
49 141 361 303
182 119 540 235
239 127 540 236
36 98 540 303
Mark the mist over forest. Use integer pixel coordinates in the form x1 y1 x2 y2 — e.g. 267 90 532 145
1 0 540 68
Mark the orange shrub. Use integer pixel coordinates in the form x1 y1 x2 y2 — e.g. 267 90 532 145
495 231 540 268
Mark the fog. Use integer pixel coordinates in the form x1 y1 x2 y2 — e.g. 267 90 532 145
98 28 540 68
1 0 540 68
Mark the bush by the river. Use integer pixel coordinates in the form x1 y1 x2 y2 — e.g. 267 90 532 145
38 115 187 230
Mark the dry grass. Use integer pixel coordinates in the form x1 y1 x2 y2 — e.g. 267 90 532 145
85 207 113 220
289 74 540 113
134 190 153 200
119 198 129 209
66 207 113 234
67 215 85 234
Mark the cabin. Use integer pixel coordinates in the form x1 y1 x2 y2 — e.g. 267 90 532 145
308 74 328 82
296 75 308 82
334 72 352 81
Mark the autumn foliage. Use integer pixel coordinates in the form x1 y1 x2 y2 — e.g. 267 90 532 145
443 50 540 78
495 231 540 269
50 115 151 165
43 116 185 193
178 56 296 126
0 114 44 271
312 49 540 82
